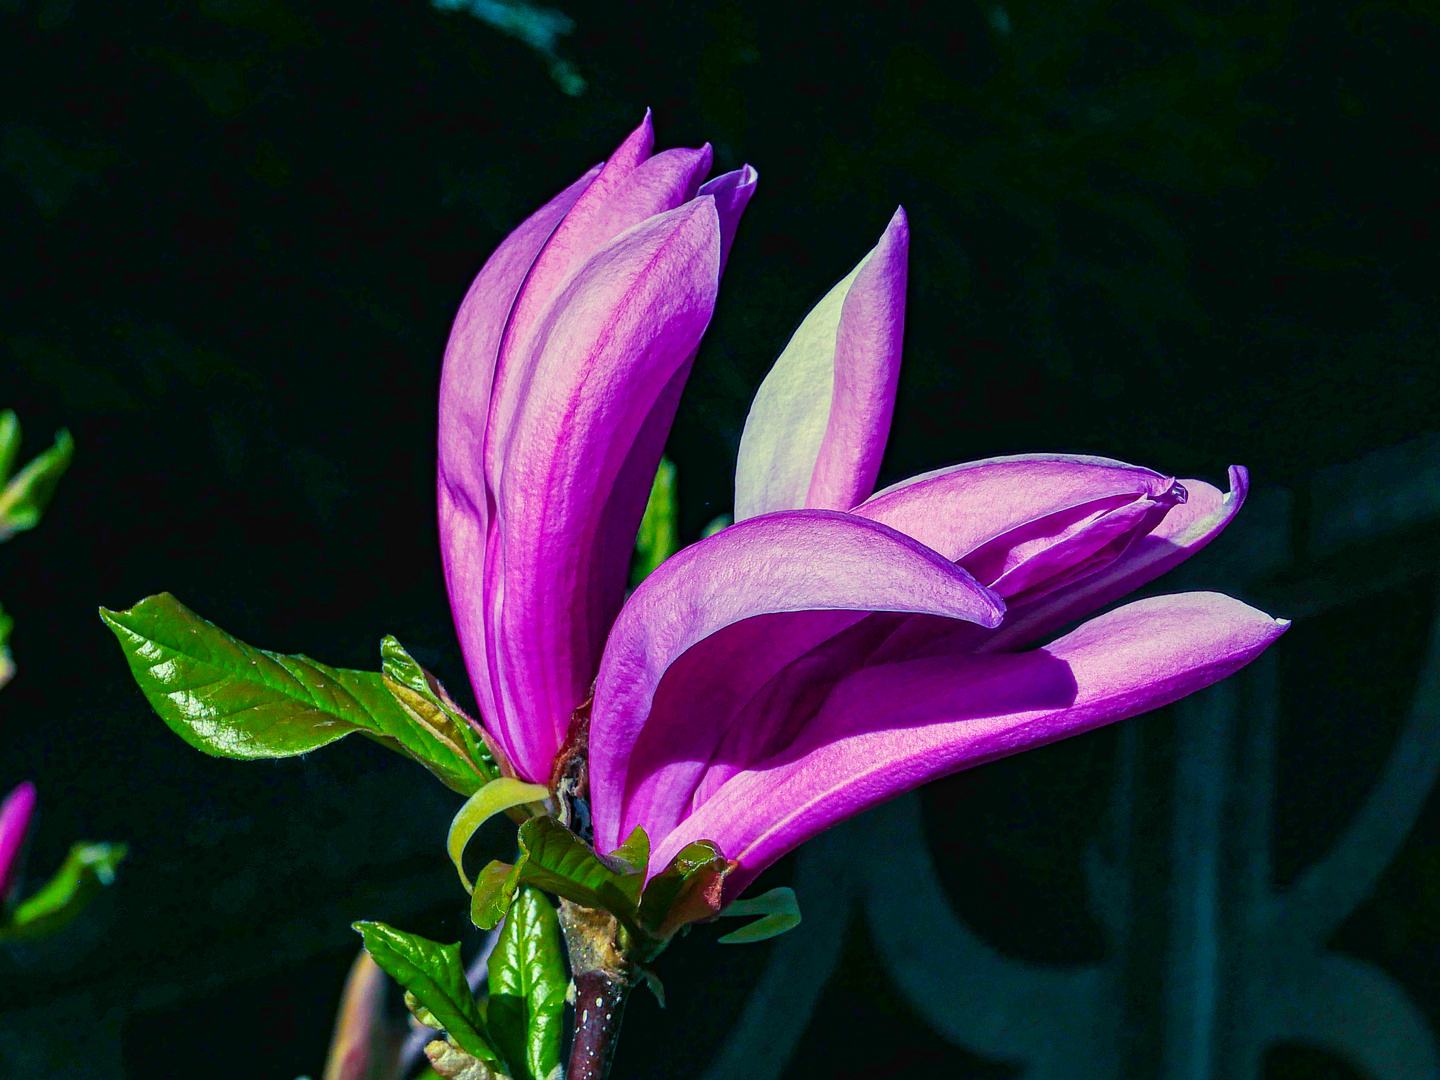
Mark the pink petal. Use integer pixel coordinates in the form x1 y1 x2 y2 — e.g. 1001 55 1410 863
0 780 37 901
857 453 1182 597
654 592 1288 891
734 208 908 519
486 121 714 482
698 164 758 275
982 465 1251 652
438 164 601 732
587 509 1005 852
687 611 909 806
857 459 1244 664
485 198 723 781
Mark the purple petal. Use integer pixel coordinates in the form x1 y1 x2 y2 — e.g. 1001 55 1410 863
589 168 759 607
486 125 715 480
587 509 1005 852
698 165 758 275
982 466 1250 652
439 165 602 731
484 198 723 781
856 453 1186 605
0 780 37 901
734 208 908 519
653 592 1288 892
687 611 909 806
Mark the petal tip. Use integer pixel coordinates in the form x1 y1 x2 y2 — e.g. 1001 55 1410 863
878 207 910 253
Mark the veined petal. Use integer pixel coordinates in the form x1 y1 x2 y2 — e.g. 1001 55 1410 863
438 164 601 729
698 164 758 275
982 466 1250 652
856 453 1186 605
590 168 759 625
688 611 909 807
654 592 1288 891
734 208 908 519
486 198 723 781
0 780 37 901
587 509 1004 852
487 121 715 486
609 608 900 855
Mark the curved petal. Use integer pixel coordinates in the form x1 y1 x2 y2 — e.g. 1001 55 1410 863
438 164 602 730
485 198 723 781
589 167 759 632
861 464 1248 664
654 592 1289 891
699 165 759 275
588 509 1005 851
688 611 909 806
734 208 908 519
0 780 37 901
981 466 1250 652
487 122 715 483
856 453 1186 605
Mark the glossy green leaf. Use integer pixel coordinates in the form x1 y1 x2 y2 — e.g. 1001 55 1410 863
487 886 567 1080
0 841 127 941
629 456 678 588
717 886 802 945
514 816 644 920
447 778 549 893
100 594 489 795
380 635 500 784
469 817 644 933
0 424 73 540
636 839 730 945
606 825 650 876
470 859 522 931
351 921 500 1066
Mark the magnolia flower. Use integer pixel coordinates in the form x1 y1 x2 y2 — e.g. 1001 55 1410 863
579 210 1287 896
438 122 1286 904
0 780 36 903
438 112 757 785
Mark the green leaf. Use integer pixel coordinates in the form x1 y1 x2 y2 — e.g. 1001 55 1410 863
700 513 732 539
447 778 549 893
636 840 730 946
487 886 567 1080
629 456 678 588
380 635 500 784
99 594 489 795
471 859 522 931
351 921 501 1066
514 816 644 922
469 817 644 933
0 841 127 941
0 410 20 485
0 601 13 690
717 886 802 945
607 825 649 876
0 425 73 540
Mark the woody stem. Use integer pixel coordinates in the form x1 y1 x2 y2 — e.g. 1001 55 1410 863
558 899 635 1080
566 970 629 1080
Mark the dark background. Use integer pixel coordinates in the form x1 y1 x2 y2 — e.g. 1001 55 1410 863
2 0 1438 1076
